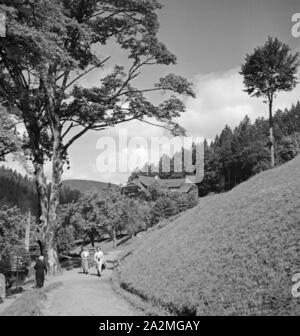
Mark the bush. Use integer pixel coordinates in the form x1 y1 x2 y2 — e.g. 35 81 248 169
277 134 300 163
150 191 198 226
55 226 76 255
0 206 30 278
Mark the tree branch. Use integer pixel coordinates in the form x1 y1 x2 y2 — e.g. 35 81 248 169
62 126 92 152
62 122 75 139
64 57 111 91
62 116 139 151
107 56 155 103
136 118 173 131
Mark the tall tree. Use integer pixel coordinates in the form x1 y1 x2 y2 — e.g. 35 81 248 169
240 36 299 167
218 125 234 190
121 198 149 238
101 188 127 248
0 1 194 265
72 193 106 247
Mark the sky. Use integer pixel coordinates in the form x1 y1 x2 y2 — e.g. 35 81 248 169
5 0 300 185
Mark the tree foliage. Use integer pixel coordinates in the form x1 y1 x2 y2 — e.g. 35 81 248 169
64 193 101 247
0 205 31 275
0 205 25 252
65 187 153 247
241 37 299 99
0 106 21 161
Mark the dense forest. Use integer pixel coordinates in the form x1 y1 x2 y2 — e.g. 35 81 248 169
199 102 300 195
0 167 81 215
132 102 300 196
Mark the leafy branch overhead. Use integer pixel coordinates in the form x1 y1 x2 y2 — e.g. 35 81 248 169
0 0 195 258
0 0 195 161
0 106 22 161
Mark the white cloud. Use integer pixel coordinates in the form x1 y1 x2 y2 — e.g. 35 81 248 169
179 68 300 140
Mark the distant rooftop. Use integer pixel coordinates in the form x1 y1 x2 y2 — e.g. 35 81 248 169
123 175 198 195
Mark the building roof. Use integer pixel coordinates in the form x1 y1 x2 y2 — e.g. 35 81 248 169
139 176 160 188
123 175 197 194
159 178 185 189
124 180 147 193
179 183 197 193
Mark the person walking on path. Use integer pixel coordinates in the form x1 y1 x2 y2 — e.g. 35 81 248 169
34 255 47 288
94 247 104 277
81 247 90 274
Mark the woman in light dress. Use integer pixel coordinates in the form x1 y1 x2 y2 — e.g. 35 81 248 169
81 247 90 274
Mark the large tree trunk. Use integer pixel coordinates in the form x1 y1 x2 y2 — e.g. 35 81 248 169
45 129 63 273
269 98 275 168
33 159 49 236
38 70 62 272
32 129 62 273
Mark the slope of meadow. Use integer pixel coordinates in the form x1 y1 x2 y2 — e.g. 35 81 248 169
119 156 300 315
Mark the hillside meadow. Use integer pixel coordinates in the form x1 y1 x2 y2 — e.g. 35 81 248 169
119 156 300 315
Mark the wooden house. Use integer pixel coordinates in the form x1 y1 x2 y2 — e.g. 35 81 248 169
122 175 198 199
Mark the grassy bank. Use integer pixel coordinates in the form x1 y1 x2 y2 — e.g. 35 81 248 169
119 156 300 315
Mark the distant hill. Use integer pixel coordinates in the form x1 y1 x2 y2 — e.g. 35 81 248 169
120 155 300 315
62 179 119 195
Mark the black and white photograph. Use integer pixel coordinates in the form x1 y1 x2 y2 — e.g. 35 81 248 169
0 0 300 322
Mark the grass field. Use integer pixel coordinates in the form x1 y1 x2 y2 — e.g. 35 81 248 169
119 156 300 315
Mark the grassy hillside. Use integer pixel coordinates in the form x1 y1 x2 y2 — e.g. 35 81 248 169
62 179 118 195
119 156 300 316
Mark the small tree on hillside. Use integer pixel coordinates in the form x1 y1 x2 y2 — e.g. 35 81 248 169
101 188 127 248
54 204 78 254
122 198 150 237
240 37 299 168
277 134 300 163
72 193 106 247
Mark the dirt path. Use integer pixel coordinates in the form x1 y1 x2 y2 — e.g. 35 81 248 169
41 250 139 316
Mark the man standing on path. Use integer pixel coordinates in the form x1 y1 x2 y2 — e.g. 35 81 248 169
94 247 104 277
34 256 47 288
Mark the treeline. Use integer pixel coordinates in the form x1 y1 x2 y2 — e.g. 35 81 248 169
0 167 81 215
0 167 38 215
132 102 300 196
200 102 300 195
